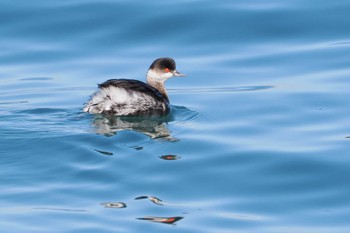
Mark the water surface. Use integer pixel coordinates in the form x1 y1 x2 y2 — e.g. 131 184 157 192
1 0 350 232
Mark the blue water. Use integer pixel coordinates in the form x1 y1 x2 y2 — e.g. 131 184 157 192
1 0 350 232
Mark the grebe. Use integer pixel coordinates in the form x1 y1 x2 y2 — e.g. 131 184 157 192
83 57 185 116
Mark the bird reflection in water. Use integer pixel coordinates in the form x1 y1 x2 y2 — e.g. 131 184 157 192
160 155 181 160
90 114 176 140
100 196 185 225
137 216 184 225
135 195 164 205
100 202 127 208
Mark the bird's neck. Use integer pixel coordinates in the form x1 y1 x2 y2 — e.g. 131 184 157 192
147 77 169 102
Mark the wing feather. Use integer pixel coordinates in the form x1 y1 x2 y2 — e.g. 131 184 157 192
98 79 165 102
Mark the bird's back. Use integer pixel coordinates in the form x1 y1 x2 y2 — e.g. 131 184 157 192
83 79 170 116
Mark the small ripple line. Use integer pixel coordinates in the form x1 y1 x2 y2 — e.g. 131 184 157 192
169 85 274 94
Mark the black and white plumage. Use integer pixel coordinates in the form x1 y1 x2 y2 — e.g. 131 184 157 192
83 58 185 116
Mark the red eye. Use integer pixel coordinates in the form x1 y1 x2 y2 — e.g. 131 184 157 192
164 68 170 73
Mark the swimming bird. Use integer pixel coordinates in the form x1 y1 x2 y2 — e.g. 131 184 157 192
83 57 185 116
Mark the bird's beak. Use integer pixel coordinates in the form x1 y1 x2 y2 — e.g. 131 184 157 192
172 70 186 77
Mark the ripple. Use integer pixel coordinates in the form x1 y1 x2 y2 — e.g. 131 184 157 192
18 108 68 114
170 85 274 94
0 86 93 97
19 77 53 81
33 207 87 212
0 100 28 105
329 41 350 46
92 148 114 156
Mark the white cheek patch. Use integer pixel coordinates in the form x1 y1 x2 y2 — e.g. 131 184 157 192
147 69 173 82
161 72 173 81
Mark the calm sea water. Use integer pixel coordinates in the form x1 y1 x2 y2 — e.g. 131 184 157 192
1 0 350 232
